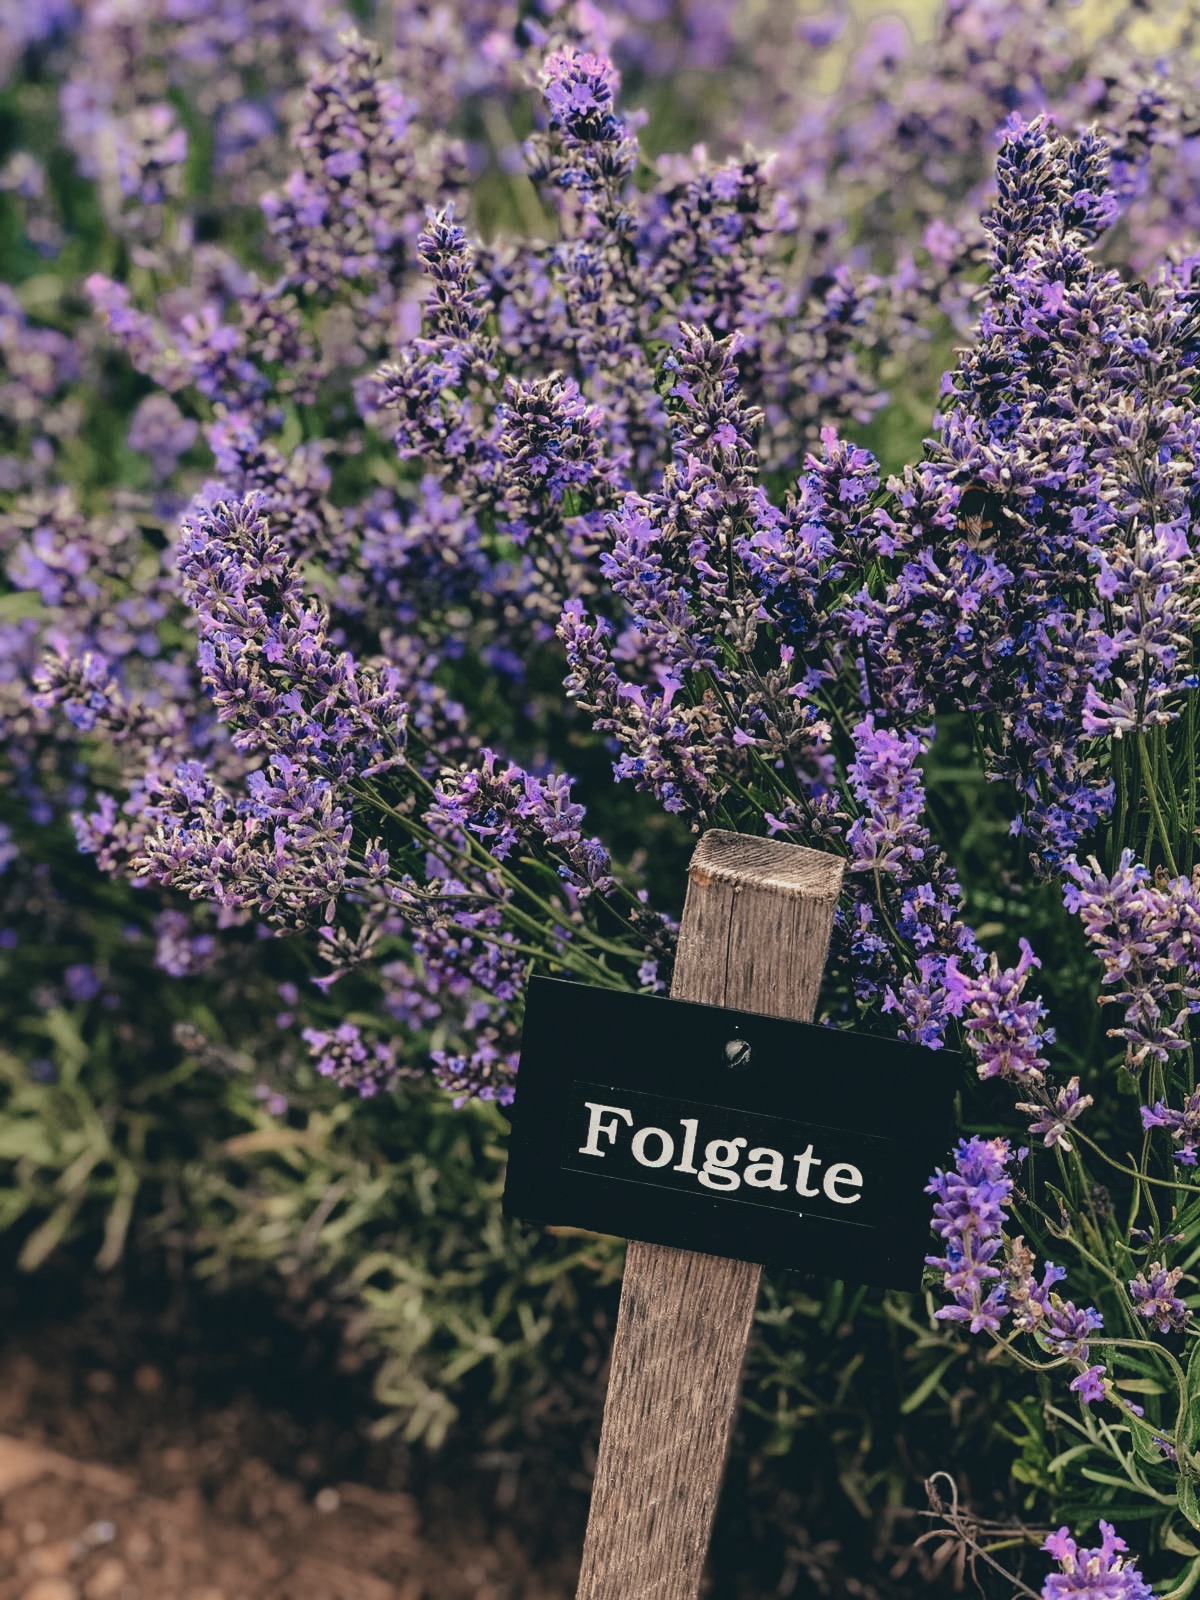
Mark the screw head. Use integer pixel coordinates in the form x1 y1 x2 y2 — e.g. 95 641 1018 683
724 1037 752 1070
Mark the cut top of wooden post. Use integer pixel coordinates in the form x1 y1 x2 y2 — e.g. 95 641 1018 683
575 830 845 1600
673 829 845 1019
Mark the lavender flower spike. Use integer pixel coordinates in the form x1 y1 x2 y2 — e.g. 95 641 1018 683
1128 1262 1191 1333
944 938 1054 1084
1040 1521 1153 1600
1016 1077 1094 1151
926 1136 1013 1334
1141 1089 1200 1166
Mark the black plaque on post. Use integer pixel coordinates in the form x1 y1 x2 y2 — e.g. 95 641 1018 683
503 977 961 1291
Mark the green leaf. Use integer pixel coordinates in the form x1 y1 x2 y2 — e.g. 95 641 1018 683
899 1353 958 1415
18 1195 83 1271
35 1007 88 1079
1179 1473 1200 1533
1122 1408 1173 1467
1157 1555 1200 1600
1184 1338 1200 1453
0 1121 55 1164
1045 1443 1096 1476
94 1161 139 1273
1163 1520 1200 1558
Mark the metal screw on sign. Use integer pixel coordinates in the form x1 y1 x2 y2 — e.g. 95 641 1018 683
502 829 959 1600
723 1036 751 1070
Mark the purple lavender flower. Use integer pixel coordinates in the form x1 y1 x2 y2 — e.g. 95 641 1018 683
1016 1078 1094 1151
113 103 188 210
153 908 216 978
178 492 408 781
1141 1090 1200 1166
1064 853 1200 1070
302 1022 402 1099
530 48 638 199
1039 1299 1105 1364
496 373 622 569
1128 1262 1191 1333
882 957 961 1050
943 939 1053 1084
127 394 199 480
133 755 355 931
1040 1522 1152 1600
846 719 931 880
1005 1235 1105 1367
926 1136 1014 1334
431 1041 519 1107
928 1149 1110 1402
1081 518 1200 741
63 962 102 1004
86 275 189 391
260 32 449 304
1068 1366 1107 1407
428 750 616 899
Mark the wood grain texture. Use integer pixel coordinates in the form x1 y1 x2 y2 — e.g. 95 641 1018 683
575 829 844 1600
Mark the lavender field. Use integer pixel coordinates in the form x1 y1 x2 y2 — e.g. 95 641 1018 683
3 1 1200 1595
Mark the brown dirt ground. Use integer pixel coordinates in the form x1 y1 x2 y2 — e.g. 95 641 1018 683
0 1296 582 1600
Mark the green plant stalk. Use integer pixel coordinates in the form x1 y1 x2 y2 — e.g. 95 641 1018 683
1138 731 1180 876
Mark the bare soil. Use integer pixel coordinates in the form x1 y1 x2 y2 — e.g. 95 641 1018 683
0 1267 582 1600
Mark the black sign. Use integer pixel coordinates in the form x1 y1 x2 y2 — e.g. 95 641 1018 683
502 979 961 1291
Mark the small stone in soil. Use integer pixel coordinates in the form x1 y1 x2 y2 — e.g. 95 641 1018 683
83 1559 127 1600
123 1529 152 1563
28 1542 76 1576
22 1581 78 1600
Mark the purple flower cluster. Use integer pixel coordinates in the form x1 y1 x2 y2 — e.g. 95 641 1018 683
114 103 188 212
1016 1077 1094 1151
846 717 979 1034
1006 1236 1105 1370
1040 1522 1153 1600
127 395 199 482
153 908 216 978
531 48 639 201
837 115 1200 878
302 1021 403 1099
429 751 615 900
177 492 408 781
1128 1261 1191 1333
53 0 349 227
134 756 357 931
943 939 1054 1085
1063 852 1200 1069
926 1135 1013 1334
1141 1090 1200 1166
927 1140 1108 1395
261 30 457 311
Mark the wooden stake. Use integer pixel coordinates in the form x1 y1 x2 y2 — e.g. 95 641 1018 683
575 830 845 1600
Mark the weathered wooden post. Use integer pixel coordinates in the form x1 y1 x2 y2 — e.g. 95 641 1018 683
576 831 842 1600
503 829 957 1600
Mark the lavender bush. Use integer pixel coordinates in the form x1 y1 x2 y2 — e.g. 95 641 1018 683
6 0 1200 1593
